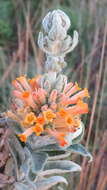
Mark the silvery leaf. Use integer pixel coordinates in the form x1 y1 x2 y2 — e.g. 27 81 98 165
34 176 68 190
8 135 25 163
15 183 30 190
36 143 61 152
63 30 79 55
67 144 93 162
31 152 48 173
39 160 81 176
63 121 84 148
42 12 52 33
56 9 71 30
8 135 25 180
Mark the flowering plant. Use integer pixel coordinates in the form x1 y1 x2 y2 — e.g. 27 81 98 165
5 9 92 190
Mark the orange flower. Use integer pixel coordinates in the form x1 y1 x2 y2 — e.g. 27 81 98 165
47 129 68 147
29 78 38 89
49 89 57 103
56 132 68 147
33 123 44 136
65 115 74 126
36 116 45 125
24 112 37 125
77 99 89 112
65 82 81 97
16 76 30 90
59 138 68 147
43 109 56 122
66 100 89 115
63 82 73 93
68 88 90 104
10 74 90 147
58 108 67 118
18 134 27 143
21 91 37 108
22 91 30 98
18 127 34 142
12 79 23 91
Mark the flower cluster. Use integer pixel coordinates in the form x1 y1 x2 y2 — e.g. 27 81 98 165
7 74 89 147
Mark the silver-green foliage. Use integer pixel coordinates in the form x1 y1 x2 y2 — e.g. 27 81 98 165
6 117 92 190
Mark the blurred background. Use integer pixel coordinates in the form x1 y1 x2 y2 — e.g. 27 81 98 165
0 0 107 189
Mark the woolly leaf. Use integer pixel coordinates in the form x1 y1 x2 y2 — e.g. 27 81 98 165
15 183 30 190
72 122 85 144
8 135 25 165
21 148 37 182
8 135 25 180
29 135 56 150
31 152 48 173
15 176 67 190
36 143 61 152
34 176 68 190
39 160 81 176
67 144 93 162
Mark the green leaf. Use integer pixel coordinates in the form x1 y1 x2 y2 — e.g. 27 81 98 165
34 176 68 190
40 160 81 176
67 144 93 162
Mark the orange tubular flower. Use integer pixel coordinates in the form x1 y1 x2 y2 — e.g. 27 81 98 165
24 112 37 125
49 89 58 103
18 127 34 142
9 74 90 147
22 91 30 98
29 75 41 90
47 129 68 147
12 80 23 91
16 76 31 90
58 108 67 118
68 88 90 104
36 116 45 125
63 82 73 93
65 115 74 126
13 90 36 108
33 123 44 136
66 100 89 115
37 88 47 104
21 91 37 108
18 134 27 143
43 109 56 122
65 82 81 97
